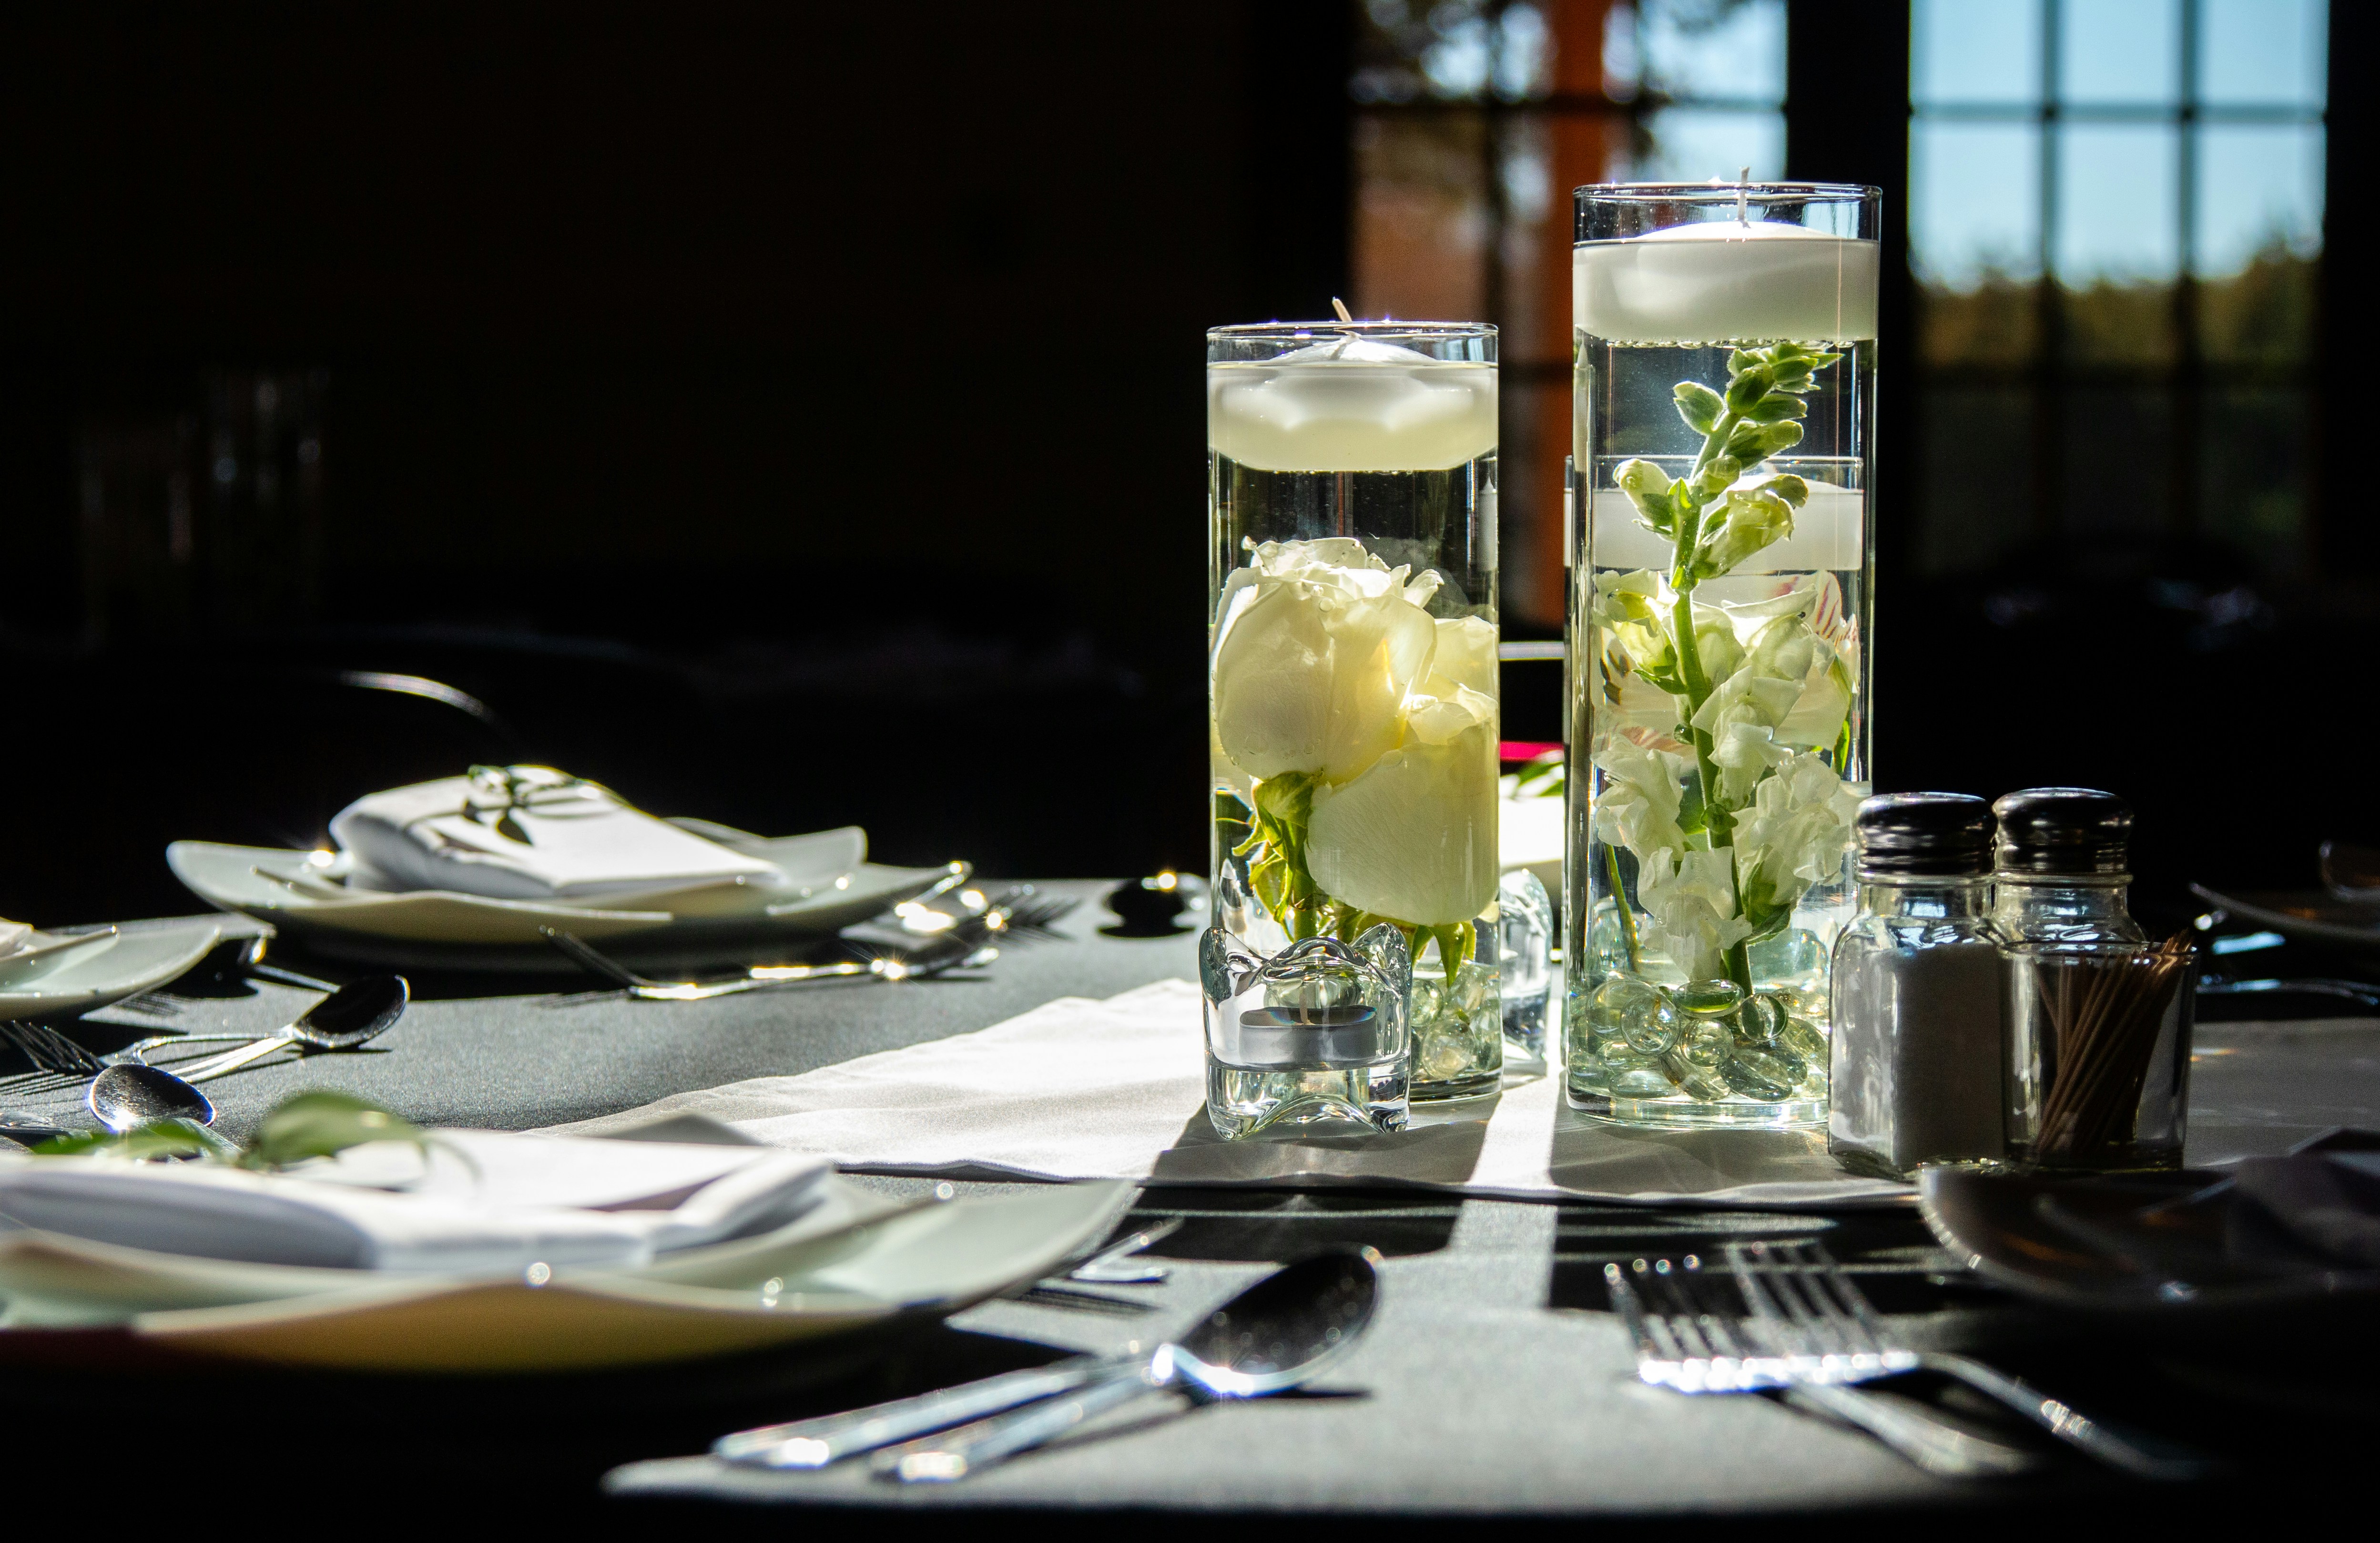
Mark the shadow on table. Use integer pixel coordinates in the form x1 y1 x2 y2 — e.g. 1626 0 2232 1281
0 1318 1070 1524
1544 1107 1855 1198
1151 1102 1492 1190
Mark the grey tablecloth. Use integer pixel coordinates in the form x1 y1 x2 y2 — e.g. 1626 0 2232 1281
59 887 2380 1518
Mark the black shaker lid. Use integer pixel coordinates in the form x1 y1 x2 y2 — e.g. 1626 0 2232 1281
1992 787 2132 875
1853 793 1994 877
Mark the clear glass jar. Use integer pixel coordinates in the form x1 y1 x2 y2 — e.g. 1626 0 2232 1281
1994 790 2192 1173
1206 321 1502 1131
1829 873 2009 1179
1564 183 1880 1128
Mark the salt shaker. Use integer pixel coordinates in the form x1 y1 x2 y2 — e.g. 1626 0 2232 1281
1827 793 2008 1179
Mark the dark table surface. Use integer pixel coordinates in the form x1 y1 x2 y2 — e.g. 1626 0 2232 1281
4 884 2372 1532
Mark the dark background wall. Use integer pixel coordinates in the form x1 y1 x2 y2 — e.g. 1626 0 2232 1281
0 0 2367 930
0 1 1353 921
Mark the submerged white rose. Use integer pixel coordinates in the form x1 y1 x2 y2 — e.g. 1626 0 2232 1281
1307 682 1498 926
1638 847 1753 983
1211 539 1440 784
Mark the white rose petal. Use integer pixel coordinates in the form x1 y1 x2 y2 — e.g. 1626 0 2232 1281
1307 690 1498 926
1427 615 1498 696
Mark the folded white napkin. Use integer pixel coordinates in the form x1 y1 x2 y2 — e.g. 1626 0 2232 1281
329 766 781 900
0 919 29 958
0 1131 832 1273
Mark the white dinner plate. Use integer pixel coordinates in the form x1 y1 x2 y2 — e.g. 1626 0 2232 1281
168 821 958 970
2188 883 2380 952
0 920 223 1020
0 1175 1131 1373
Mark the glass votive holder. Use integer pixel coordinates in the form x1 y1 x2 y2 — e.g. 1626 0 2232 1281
1496 868 1553 1066
2002 941 2194 1172
1201 924 1412 1138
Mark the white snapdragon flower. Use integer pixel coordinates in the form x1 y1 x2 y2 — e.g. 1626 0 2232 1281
1688 668 1803 745
1733 751 1861 923
1589 736 1688 861
1588 569 1675 673
1709 720 1793 807
1306 682 1499 926
1638 847 1754 983
1210 539 1440 784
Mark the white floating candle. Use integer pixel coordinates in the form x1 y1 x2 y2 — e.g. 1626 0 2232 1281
1208 333 1497 474
1575 219 1879 345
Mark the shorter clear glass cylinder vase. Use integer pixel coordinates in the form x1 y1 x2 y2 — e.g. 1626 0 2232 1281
1207 319 1503 1114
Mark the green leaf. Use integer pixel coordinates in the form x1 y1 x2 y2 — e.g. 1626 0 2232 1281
238 1091 427 1173
1723 366 1773 413
1725 420 1804 462
1636 661 1689 694
1743 394 1807 424
1686 454 1741 504
1676 774 1710 837
1671 381 1724 435
31 1119 232 1162
1510 756 1565 795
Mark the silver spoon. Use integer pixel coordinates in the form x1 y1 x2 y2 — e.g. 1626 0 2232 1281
718 1247 1379 1472
88 1063 215 1133
879 1247 1382 1482
0 1111 71 1145
173 975 410 1083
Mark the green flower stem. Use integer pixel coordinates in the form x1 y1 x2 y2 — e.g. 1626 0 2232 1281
1604 843 1644 973
1663 424 1752 994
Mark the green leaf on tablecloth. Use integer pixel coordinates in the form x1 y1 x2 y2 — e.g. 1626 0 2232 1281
26 1090 423 1170
31 1118 235 1162
237 1090 429 1172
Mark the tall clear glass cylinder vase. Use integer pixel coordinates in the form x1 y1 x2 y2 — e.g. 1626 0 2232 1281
1207 321 1501 1136
1563 184 1880 1129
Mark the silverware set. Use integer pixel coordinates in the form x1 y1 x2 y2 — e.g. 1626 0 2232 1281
1607 1239 2212 1480
714 1247 1380 1483
542 886 1079 1001
1008 1218 1185 1316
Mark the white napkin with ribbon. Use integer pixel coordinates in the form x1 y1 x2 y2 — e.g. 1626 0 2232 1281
329 766 781 900
0 1131 832 1273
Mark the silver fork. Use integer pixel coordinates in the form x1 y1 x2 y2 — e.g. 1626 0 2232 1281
1605 1252 2040 1478
1735 1240 2214 1481
0 1021 265 1100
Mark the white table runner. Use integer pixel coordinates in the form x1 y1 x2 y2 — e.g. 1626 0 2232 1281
546 981 2380 1209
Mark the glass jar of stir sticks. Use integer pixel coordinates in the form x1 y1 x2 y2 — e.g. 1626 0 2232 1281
1994 788 2194 1172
